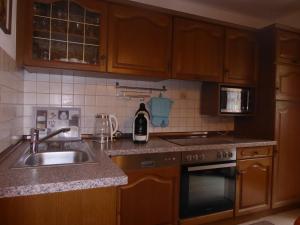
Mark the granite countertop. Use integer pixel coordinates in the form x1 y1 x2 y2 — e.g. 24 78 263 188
0 136 276 198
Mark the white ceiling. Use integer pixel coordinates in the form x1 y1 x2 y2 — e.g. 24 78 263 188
187 0 300 20
131 0 300 28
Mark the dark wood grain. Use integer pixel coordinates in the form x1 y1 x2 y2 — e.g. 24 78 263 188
107 3 172 78
0 187 117 225
236 157 272 216
172 17 224 81
224 28 258 85
116 165 179 225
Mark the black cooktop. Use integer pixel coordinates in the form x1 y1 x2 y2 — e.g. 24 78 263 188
164 136 234 146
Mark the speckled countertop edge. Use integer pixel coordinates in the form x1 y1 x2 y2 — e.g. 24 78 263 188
0 137 276 198
104 139 277 156
0 176 127 198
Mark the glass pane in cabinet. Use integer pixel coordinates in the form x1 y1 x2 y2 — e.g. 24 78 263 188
52 19 67 41
69 22 84 43
33 16 50 38
69 2 84 22
69 43 83 63
85 45 99 65
85 25 99 45
33 2 50 17
86 11 100 25
51 41 67 61
33 38 50 60
52 1 68 20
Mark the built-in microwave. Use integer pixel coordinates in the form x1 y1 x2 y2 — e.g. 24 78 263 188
220 86 254 114
201 83 255 116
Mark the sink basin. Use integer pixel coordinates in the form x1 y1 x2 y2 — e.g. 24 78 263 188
14 141 96 168
24 150 90 167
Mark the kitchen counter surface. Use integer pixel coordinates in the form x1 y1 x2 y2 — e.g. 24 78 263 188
0 141 127 198
101 136 277 156
0 136 276 198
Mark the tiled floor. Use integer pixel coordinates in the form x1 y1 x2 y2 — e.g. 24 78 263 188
239 208 300 225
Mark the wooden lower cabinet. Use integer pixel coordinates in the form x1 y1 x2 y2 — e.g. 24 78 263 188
235 157 273 216
0 187 117 225
273 101 300 208
117 166 179 225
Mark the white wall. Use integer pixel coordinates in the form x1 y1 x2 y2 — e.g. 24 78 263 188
0 0 17 59
130 0 300 29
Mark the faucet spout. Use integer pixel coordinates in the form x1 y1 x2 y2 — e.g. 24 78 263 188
30 128 71 154
39 128 71 143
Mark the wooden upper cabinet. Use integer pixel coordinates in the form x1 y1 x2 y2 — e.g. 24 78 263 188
117 166 179 225
172 18 224 81
277 30 300 64
224 28 258 85
273 102 300 208
21 0 108 72
235 157 272 216
108 4 172 78
276 64 300 101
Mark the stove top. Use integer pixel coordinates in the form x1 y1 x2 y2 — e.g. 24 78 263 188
164 137 234 146
163 136 237 163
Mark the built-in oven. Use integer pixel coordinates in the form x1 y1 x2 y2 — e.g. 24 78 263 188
180 149 237 219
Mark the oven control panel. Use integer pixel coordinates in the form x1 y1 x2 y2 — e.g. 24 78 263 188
182 148 236 164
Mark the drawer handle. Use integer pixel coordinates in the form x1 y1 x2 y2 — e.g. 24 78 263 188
241 151 260 156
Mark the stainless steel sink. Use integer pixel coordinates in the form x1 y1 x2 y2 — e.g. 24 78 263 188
14 141 96 168
24 150 90 166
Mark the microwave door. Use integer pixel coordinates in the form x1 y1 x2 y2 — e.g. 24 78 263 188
241 89 250 113
220 88 242 113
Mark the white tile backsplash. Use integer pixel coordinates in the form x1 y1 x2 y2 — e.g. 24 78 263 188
0 47 24 153
22 71 234 134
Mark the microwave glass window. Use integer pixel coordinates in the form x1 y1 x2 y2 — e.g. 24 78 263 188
220 87 253 114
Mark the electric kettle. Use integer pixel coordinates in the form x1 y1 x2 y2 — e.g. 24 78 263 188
94 114 119 143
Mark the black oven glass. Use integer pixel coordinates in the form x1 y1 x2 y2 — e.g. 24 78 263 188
180 163 236 219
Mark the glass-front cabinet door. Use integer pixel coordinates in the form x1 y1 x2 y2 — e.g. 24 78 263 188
25 0 107 72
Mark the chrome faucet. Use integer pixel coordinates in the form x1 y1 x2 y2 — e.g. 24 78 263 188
30 128 71 154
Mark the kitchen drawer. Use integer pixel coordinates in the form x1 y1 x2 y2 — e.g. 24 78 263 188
237 146 273 159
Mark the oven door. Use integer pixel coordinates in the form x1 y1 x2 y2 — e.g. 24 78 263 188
180 162 236 219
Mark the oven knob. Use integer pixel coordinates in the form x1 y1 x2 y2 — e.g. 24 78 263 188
192 154 199 161
198 154 204 160
217 152 222 159
223 152 228 158
228 152 233 158
201 154 206 160
186 154 193 161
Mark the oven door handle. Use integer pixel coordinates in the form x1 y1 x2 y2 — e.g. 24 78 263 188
187 163 236 172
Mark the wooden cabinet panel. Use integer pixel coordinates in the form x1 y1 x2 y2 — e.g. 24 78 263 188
273 102 300 208
20 0 108 72
237 146 273 160
172 17 224 81
0 188 117 225
276 64 300 101
108 4 172 78
277 30 300 64
224 28 257 85
235 157 272 216
117 166 179 225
